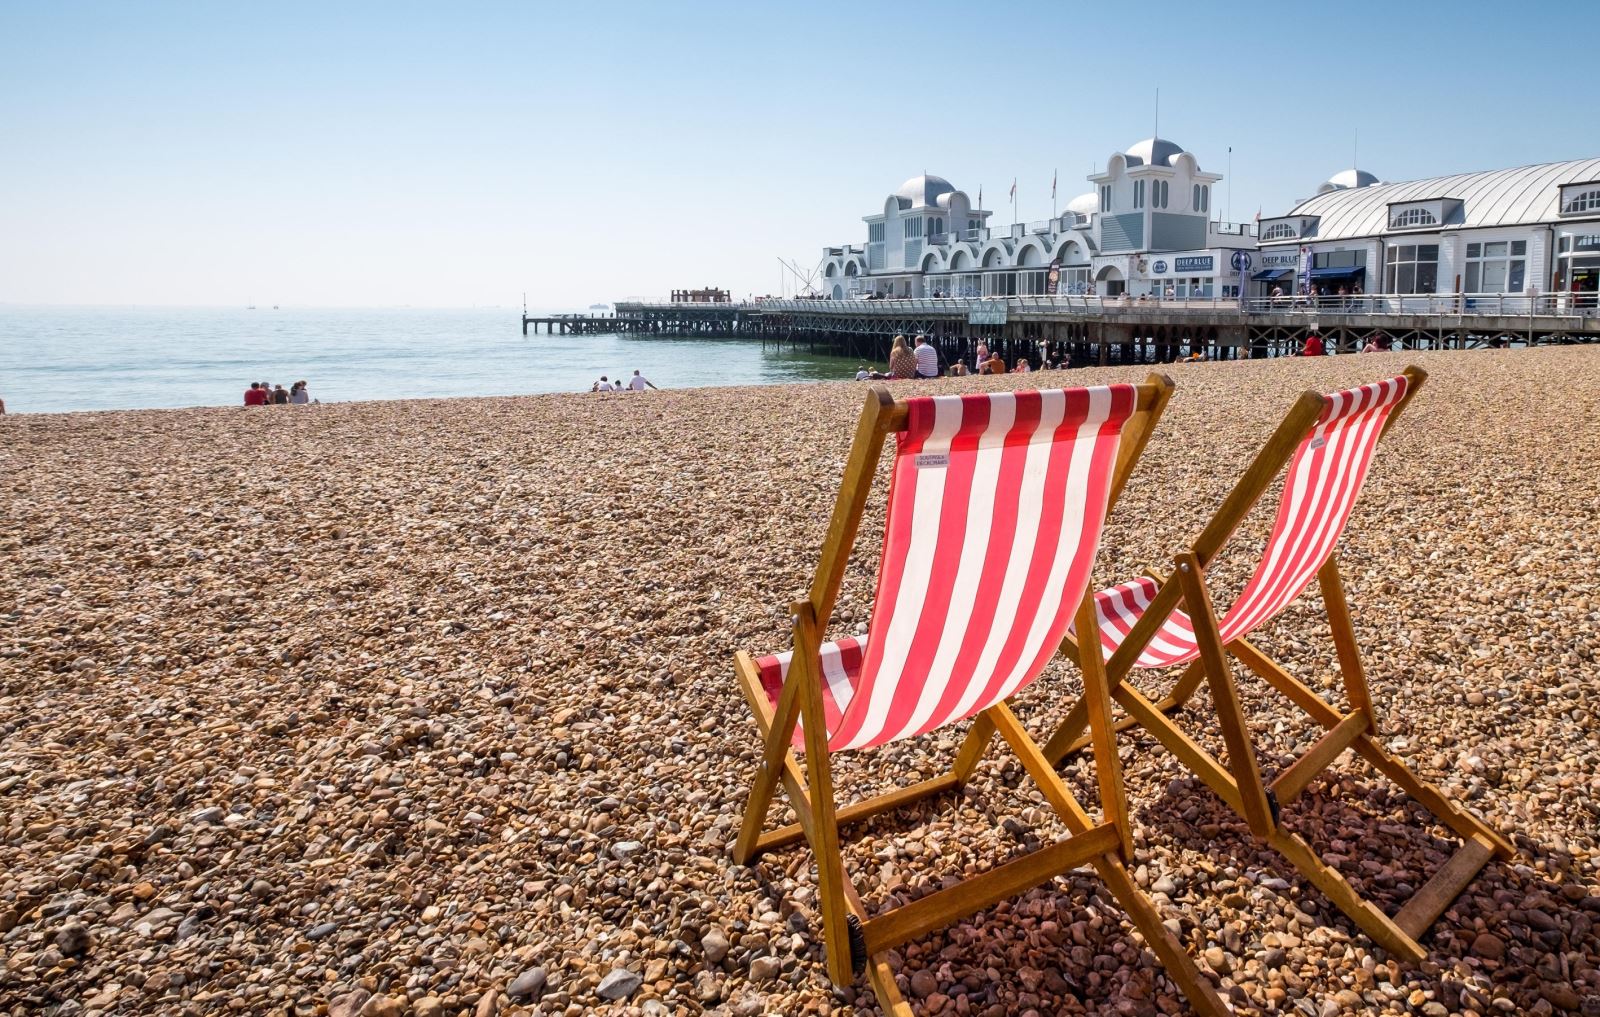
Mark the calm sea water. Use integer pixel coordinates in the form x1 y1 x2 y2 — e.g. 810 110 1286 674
0 306 861 414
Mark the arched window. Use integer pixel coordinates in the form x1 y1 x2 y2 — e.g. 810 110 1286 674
1100 185 1111 211
1201 186 1209 213
1133 180 1145 208
1389 207 1438 229
1262 222 1298 241
1565 189 1600 213
1193 184 1200 210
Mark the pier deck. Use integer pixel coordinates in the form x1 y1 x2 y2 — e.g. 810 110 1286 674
525 295 1598 365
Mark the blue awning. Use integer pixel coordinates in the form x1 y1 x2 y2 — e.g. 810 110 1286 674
1252 268 1293 281
1309 265 1367 279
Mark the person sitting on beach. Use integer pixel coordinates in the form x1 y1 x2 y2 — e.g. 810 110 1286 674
1012 357 1031 373
887 335 917 380
244 382 268 407
979 352 1007 375
290 381 310 404
1300 333 1326 357
272 384 290 405
913 334 939 379
592 375 612 392
949 361 969 377
627 370 658 392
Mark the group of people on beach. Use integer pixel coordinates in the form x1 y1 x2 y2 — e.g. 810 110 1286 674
590 370 658 393
854 334 1067 381
243 380 312 406
1297 331 1400 356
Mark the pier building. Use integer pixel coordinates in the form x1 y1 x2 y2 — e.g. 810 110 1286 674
1255 158 1600 308
817 139 1259 301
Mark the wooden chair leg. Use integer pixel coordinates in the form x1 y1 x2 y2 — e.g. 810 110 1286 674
1093 854 1235 1017
951 712 996 784
1075 594 1132 856
1224 636 1515 955
989 703 1234 1017
1043 657 1206 765
1266 828 1426 962
1318 555 1375 723
1230 638 1515 859
1175 554 1276 836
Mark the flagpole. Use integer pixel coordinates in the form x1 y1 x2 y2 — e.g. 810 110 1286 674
1227 146 1232 224
1052 168 1057 219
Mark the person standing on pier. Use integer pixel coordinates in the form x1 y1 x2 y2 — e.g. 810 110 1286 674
913 335 939 379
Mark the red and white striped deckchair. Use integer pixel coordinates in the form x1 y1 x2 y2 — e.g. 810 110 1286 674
732 376 1231 1017
1043 366 1515 965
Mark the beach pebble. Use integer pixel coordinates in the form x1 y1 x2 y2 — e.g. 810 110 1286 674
1 349 1597 1017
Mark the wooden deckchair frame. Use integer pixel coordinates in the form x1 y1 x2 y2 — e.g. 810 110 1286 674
732 375 1232 1016
1041 365 1515 964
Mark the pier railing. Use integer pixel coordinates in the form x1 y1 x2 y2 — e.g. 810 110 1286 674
1244 293 1594 316
614 292 1595 320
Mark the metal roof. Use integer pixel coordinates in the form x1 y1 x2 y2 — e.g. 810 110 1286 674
1289 158 1600 241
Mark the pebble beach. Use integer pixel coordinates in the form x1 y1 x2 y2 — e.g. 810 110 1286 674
2 347 1597 1016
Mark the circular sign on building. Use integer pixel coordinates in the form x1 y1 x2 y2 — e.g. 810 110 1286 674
1231 251 1253 271
1152 260 1168 274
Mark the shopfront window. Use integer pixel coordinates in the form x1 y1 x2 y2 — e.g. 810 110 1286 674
983 272 1018 296
1464 240 1527 293
1385 244 1439 293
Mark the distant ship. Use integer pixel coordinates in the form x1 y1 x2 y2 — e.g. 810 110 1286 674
588 302 611 310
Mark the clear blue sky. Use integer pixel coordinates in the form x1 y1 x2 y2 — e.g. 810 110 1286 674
0 0 1588 308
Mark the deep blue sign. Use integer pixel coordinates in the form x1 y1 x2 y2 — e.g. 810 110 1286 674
1174 256 1214 273
1230 251 1253 271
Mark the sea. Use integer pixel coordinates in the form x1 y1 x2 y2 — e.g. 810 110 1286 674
0 305 861 415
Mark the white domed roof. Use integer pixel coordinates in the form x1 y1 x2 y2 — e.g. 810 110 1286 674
1319 168 1381 192
1123 137 1190 169
1066 192 1099 216
895 174 955 208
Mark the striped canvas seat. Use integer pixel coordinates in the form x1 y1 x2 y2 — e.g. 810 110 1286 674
756 384 1138 752
1083 375 1411 670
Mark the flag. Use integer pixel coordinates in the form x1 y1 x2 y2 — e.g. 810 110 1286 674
1254 207 1261 221
1009 178 1017 200
1051 170 1057 200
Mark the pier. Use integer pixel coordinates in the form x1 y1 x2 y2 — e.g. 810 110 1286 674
523 295 1600 366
